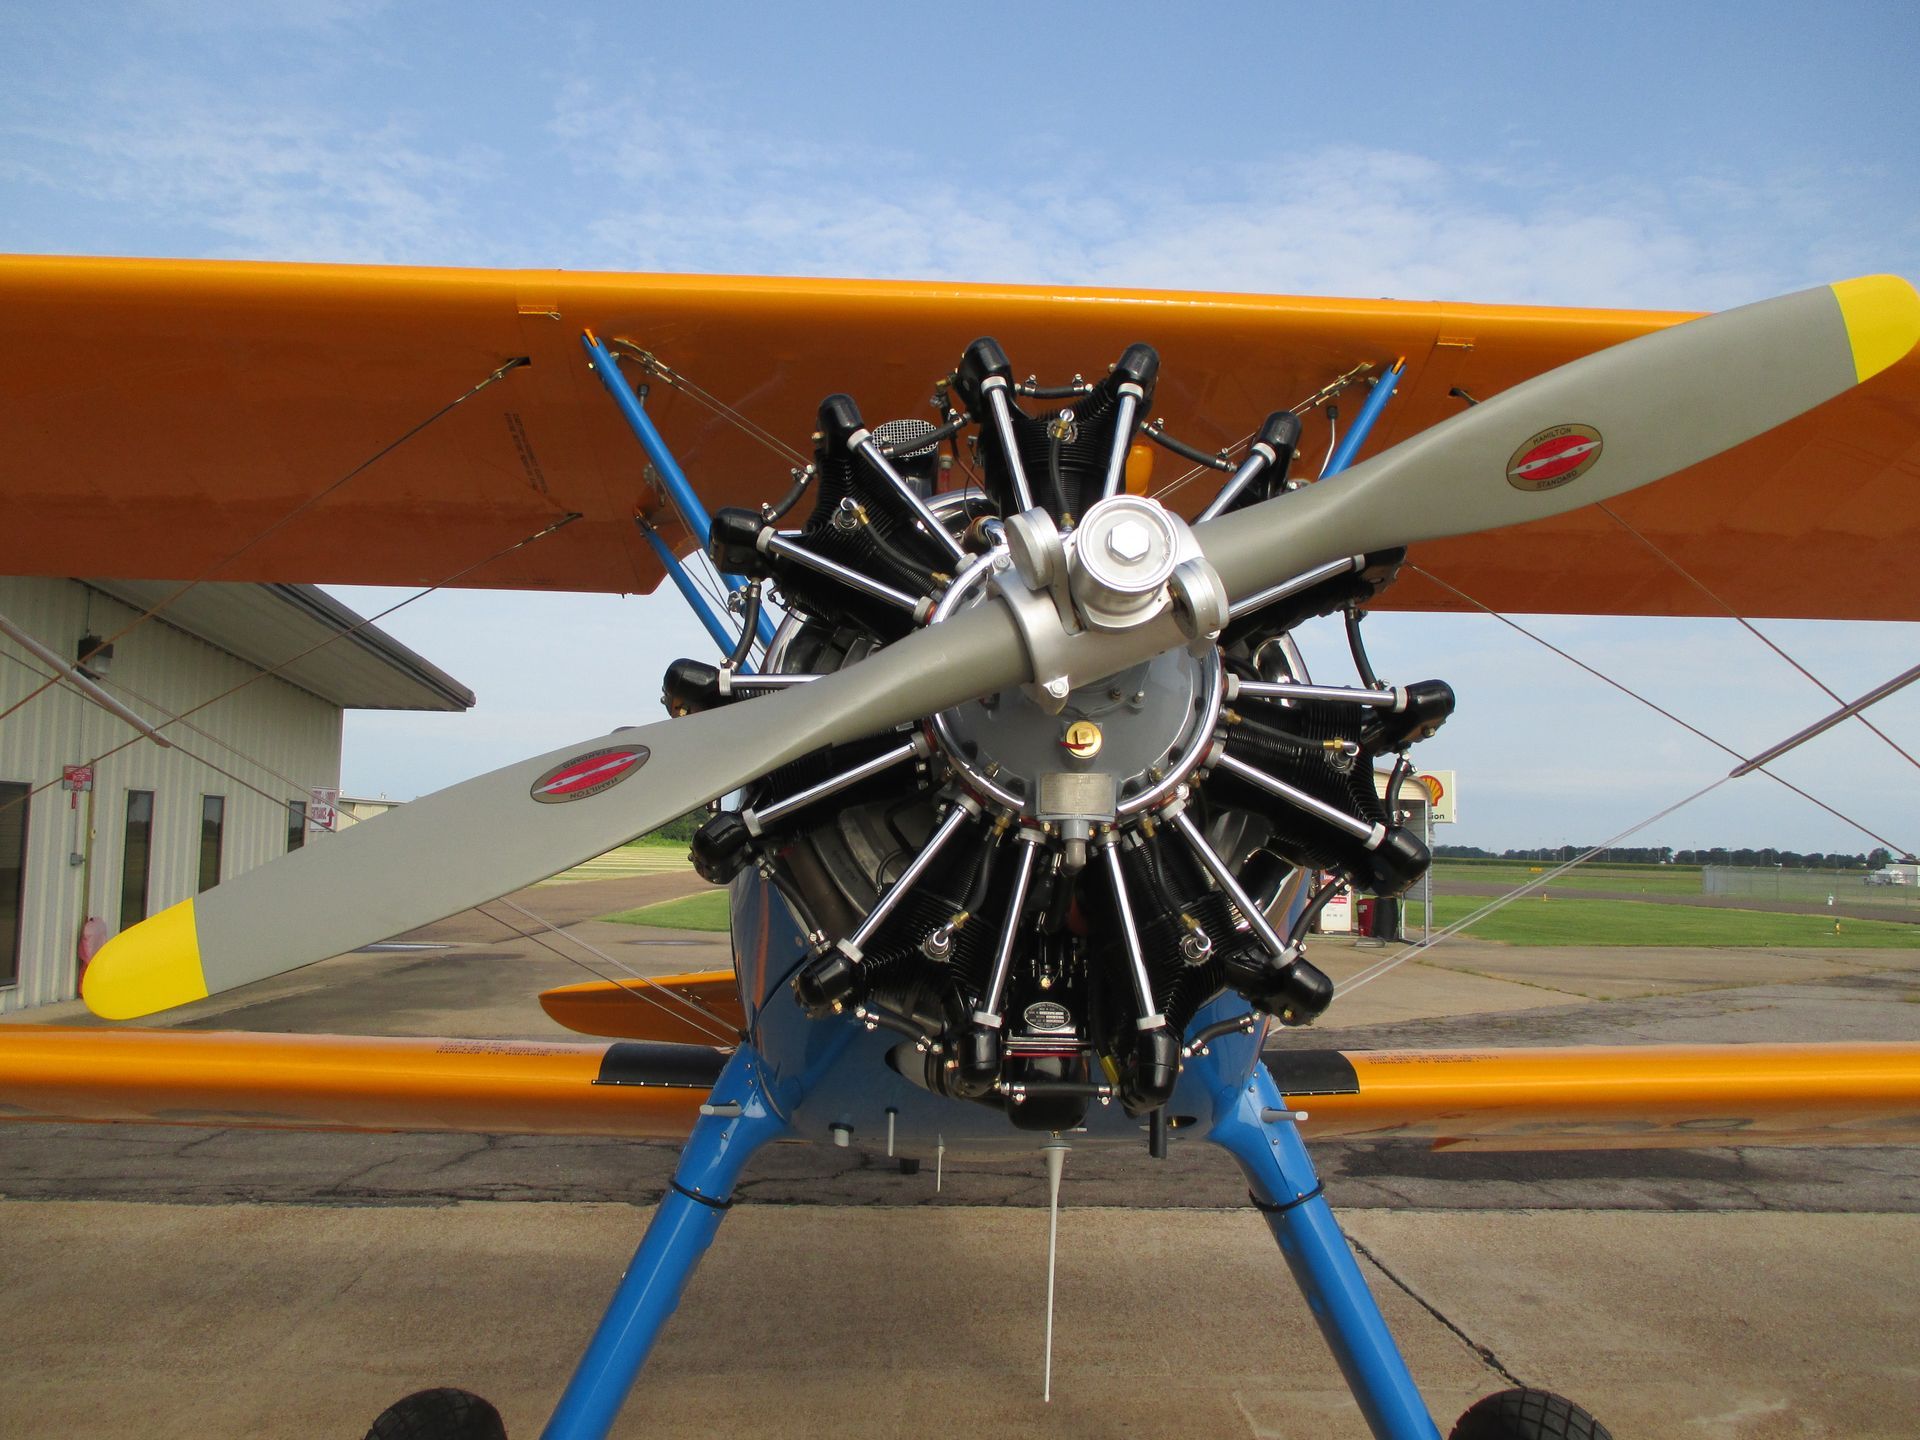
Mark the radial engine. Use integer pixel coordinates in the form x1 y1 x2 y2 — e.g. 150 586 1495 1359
661 338 1453 1133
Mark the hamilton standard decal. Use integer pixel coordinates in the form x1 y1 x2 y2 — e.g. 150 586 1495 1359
1506 423 1603 492
529 746 651 804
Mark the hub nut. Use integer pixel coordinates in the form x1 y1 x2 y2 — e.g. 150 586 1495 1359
1107 519 1151 562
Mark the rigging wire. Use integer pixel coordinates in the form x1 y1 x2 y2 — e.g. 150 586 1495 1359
1409 564 1912 856
0 649 312 815
0 356 533 728
1148 364 1372 509
7 600 738 1039
1334 561 1920 999
1149 433 1251 506
605 339 810 469
0 649 310 800
1594 501 1920 774
480 895 738 1040
1335 775 1733 998
0 512 583 826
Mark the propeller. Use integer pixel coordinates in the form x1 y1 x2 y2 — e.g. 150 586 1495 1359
82 275 1918 1020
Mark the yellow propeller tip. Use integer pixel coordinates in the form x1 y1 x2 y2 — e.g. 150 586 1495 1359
1832 274 1920 383
80 899 210 1020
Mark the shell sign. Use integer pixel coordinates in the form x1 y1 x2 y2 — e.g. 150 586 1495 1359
1376 768 1456 825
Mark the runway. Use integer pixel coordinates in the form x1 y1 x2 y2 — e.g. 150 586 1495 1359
3 870 1916 1438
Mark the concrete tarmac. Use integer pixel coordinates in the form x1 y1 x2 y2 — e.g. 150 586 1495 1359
3 874 1918 1438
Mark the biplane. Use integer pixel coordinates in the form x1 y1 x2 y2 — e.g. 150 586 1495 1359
3 254 1920 1440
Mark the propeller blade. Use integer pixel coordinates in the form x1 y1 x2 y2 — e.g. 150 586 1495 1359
82 602 1026 1019
1195 275 1920 599
82 274 1918 1019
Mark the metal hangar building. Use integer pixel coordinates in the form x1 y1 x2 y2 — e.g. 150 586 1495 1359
0 576 472 1015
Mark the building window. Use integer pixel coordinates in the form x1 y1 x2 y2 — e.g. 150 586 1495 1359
120 790 152 931
287 800 307 853
1 782 27 988
198 795 225 892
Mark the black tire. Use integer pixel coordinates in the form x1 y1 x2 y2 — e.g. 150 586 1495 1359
1449 1387 1613 1440
364 1387 508 1440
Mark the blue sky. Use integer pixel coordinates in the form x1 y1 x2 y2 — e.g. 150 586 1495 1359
3 3 1916 852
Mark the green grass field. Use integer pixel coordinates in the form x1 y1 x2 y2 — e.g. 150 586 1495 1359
1403 895 1919 948
1430 860 1705 895
602 890 732 932
603 889 1915 948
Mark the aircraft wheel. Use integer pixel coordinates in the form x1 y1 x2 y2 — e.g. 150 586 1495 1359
1449 1387 1613 1440
364 1387 508 1440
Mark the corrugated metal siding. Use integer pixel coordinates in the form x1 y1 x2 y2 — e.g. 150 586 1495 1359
0 577 342 1013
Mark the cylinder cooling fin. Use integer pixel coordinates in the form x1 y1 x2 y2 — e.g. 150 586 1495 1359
663 338 1451 1133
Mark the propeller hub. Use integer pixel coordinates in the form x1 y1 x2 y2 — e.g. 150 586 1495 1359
1068 495 1179 631
928 555 1221 821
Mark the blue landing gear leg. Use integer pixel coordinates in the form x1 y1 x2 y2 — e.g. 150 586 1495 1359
1207 1060 1441 1440
542 1048 789 1440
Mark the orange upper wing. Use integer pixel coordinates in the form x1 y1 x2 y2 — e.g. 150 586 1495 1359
3 254 1916 620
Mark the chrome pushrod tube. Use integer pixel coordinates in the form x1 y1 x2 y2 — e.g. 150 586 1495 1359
982 383 1036 514
751 739 919 829
1168 808 1294 961
763 533 923 613
1196 448 1274 523
1212 752 1386 847
850 801 976 949
1102 838 1166 1028
725 673 819 693
854 435 968 566
1226 556 1363 619
1099 389 1141 500
975 832 1043 1025
1235 679 1405 709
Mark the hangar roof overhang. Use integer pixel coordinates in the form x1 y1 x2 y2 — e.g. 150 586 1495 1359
82 580 474 712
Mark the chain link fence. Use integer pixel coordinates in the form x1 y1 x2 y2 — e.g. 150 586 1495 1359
1704 866 1920 915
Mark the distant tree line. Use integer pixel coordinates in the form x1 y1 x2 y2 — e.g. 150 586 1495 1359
1433 844 1911 869
636 810 704 843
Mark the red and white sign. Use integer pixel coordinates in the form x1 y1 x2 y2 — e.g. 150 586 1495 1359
309 786 340 831
61 765 94 793
1319 887 1355 934
1375 768 1456 824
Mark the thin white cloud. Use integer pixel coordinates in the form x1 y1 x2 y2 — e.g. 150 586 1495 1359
2 70 487 264
545 85 1900 311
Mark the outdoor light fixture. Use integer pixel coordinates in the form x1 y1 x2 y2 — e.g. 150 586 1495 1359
76 633 113 680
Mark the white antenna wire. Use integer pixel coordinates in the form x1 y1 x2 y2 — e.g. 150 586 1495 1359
1042 1138 1069 1402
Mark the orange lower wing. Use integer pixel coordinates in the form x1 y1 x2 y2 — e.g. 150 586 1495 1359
539 970 746 1044
1275 1042 1920 1150
0 1027 720 1139
4 1028 1917 1149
